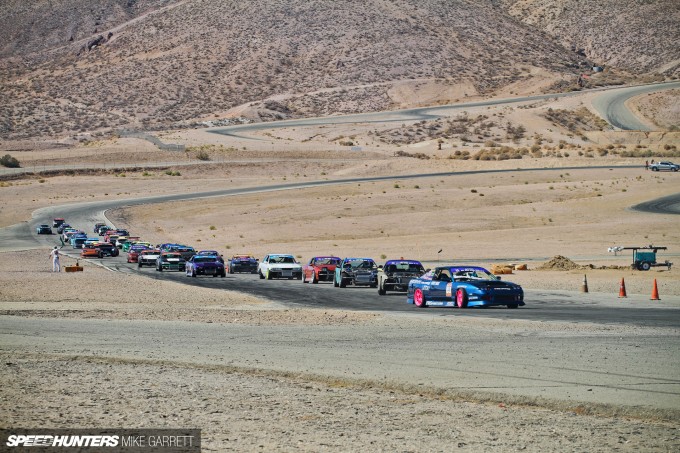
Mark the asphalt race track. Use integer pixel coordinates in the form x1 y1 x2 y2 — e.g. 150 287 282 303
8 168 680 329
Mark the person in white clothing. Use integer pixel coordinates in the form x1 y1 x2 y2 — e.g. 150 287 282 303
50 246 61 272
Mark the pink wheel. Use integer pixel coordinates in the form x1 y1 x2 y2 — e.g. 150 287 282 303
456 288 468 308
414 288 426 308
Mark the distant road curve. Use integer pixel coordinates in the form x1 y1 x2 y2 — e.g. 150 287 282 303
591 82 680 131
1 164 670 254
631 192 680 215
210 82 680 139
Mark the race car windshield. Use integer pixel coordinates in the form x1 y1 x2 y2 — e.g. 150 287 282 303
272 256 295 263
452 269 496 281
317 258 340 265
390 263 424 272
349 260 375 269
194 256 217 263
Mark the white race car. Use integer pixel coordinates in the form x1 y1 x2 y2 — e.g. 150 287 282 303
137 249 161 268
258 254 303 280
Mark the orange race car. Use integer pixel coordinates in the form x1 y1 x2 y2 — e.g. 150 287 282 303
81 244 102 258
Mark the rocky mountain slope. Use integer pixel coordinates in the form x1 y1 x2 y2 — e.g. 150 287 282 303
0 0 676 141
499 0 680 74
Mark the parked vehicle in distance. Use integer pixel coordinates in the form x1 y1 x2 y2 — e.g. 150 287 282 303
156 252 186 272
52 218 65 228
93 222 107 233
407 266 524 309
302 256 341 284
377 260 426 295
227 254 258 274
138 249 161 268
650 161 679 172
258 254 302 280
185 254 226 277
334 258 378 288
36 224 52 235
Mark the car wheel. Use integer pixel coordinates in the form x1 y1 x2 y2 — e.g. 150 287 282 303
138 262 142 268
220 271 226 277
228 266 234 274
507 304 518 309
98 252 103 259
339 276 347 288
378 282 386 296
259 270 265 279
266 270 273 280
311 272 318 284
157 266 162 272
334 276 339 287
640 262 651 271
302 271 308 283
456 288 468 308
414 288 426 308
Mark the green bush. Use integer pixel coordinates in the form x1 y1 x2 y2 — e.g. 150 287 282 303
0 154 20 168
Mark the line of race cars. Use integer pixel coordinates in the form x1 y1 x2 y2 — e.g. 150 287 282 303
41 218 525 309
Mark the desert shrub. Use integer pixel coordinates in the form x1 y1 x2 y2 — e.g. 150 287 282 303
195 151 211 161
395 150 430 159
0 154 20 168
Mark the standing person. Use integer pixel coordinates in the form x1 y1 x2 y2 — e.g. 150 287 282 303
50 246 61 272
645 160 649 170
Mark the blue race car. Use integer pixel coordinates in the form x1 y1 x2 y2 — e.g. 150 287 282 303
185 254 226 278
407 266 524 309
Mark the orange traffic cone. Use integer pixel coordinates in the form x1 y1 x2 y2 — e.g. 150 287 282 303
618 278 627 298
651 279 660 300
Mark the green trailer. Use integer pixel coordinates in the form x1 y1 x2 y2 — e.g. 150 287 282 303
618 246 673 271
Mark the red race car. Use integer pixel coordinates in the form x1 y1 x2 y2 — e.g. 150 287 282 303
302 256 341 284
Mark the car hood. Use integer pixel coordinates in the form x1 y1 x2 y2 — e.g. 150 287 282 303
465 281 522 291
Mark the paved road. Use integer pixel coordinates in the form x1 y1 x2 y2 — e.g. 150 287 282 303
210 82 680 139
631 192 680 215
591 82 680 131
2 315 679 412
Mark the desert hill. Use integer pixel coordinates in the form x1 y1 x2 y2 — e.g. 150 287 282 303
0 0 677 141
499 0 680 75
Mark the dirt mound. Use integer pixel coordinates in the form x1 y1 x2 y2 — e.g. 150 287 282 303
536 255 581 271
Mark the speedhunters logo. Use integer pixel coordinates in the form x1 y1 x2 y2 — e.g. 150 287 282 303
5 435 119 447
1 429 200 452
